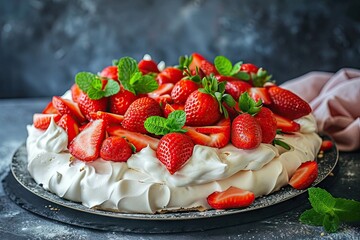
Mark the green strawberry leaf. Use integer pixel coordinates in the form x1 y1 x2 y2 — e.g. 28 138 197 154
178 55 193 70
230 61 242 76
238 92 262 115
223 94 236 107
299 208 325 226
234 71 251 81
214 56 232 76
308 187 336 215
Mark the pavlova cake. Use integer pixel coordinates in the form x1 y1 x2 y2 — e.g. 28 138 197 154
26 53 322 213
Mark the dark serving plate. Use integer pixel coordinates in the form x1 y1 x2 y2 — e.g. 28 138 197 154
3 135 338 233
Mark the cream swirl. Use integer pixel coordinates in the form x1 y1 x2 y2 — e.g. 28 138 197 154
35 117 68 153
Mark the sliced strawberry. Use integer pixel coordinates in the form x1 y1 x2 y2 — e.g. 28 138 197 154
42 102 59 114
52 96 87 123
138 59 160 75
109 86 138 115
57 114 79 145
207 186 255 210
156 133 194 174
289 161 318 190
77 91 108 121
248 87 272 105
273 113 300 133
100 136 133 162
163 103 184 118
156 67 183 85
254 107 277 144
89 111 124 125
189 53 206 72
184 118 230 148
225 81 252 100
68 119 106 162
33 114 61 130
107 125 159 151
267 86 311 120
100 66 118 80
70 84 82 103
148 83 174 99
171 79 199 104
231 113 262 149
320 140 333 152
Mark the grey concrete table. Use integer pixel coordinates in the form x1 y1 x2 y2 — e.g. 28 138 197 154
0 98 359 239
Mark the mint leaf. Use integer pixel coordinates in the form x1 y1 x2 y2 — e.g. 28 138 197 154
104 79 120 97
118 57 139 82
144 116 169 136
87 87 105 100
75 72 98 92
214 56 232 76
273 138 291 150
133 75 158 94
167 110 186 130
299 208 325 226
323 213 340 233
129 72 142 85
333 198 360 222
308 187 336 214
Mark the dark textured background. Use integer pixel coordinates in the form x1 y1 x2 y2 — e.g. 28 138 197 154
1 0 360 98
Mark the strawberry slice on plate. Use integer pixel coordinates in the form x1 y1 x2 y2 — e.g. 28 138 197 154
33 113 61 130
289 161 318 190
207 186 255 210
107 125 159 152
183 118 230 148
69 119 106 162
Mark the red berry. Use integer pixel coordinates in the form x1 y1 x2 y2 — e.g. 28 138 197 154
254 107 277 144
225 80 252 100
109 86 138 115
100 66 118 80
231 113 262 149
77 91 108 121
320 140 333 152
156 133 194 174
100 136 133 162
171 79 199 104
33 114 61 130
289 161 318 190
207 186 255 210
57 114 79 145
138 59 159 75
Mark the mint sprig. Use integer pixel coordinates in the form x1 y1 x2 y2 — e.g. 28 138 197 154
144 110 187 135
214 56 242 77
75 72 120 100
300 187 360 233
116 57 158 95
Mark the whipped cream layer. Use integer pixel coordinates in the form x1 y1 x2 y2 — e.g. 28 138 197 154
26 114 321 213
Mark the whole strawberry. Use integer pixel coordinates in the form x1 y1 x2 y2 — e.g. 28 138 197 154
171 79 199 104
122 97 163 134
185 90 221 126
78 90 108 121
100 136 133 162
267 86 311 120
231 113 262 149
254 107 277 144
109 86 137 115
156 133 194 174
100 66 118 80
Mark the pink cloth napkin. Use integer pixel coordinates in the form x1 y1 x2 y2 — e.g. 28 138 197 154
281 68 360 151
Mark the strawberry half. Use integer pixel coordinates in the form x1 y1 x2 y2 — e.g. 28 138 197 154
100 136 133 162
207 186 255 210
52 96 86 123
254 107 277 144
156 133 194 174
33 114 61 130
42 102 59 114
231 113 262 149
89 111 124 126
57 114 79 145
138 59 160 75
273 113 300 133
107 125 159 151
267 86 311 120
70 84 82 103
184 118 230 148
122 97 163 134
289 161 318 190
68 119 106 162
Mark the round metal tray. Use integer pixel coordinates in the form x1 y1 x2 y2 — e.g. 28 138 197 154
3 135 338 233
